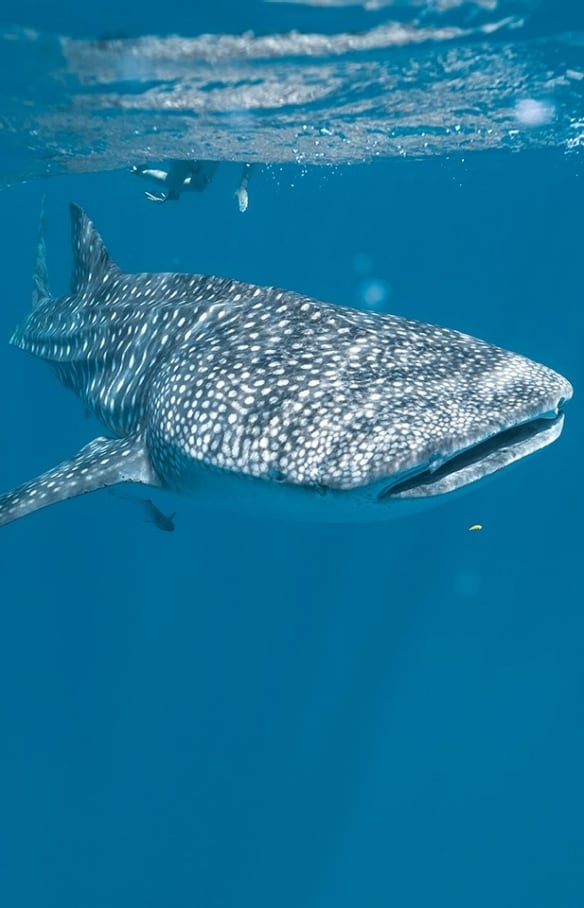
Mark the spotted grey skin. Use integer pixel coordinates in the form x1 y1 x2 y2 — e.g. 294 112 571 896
0 203 573 528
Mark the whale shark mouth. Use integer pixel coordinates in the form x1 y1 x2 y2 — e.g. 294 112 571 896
379 410 566 500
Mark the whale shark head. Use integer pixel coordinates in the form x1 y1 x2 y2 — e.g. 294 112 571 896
0 203 573 527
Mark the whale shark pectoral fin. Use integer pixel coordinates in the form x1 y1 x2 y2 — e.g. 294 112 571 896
0 436 161 528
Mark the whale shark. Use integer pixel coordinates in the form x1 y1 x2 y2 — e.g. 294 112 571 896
0 204 573 528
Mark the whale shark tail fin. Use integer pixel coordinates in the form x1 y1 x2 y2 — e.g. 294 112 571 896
69 202 122 296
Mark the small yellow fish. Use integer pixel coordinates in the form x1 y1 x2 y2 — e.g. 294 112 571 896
468 524 483 532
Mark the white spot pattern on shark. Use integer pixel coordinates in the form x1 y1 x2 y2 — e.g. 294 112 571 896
0 204 573 527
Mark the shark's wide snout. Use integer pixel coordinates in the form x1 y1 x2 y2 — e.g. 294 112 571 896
384 355 573 501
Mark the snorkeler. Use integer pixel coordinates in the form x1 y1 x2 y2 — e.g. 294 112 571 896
131 159 254 211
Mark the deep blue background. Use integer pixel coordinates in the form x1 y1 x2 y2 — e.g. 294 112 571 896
0 33 583 908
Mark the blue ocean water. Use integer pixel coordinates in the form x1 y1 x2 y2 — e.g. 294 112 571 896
0 2 583 906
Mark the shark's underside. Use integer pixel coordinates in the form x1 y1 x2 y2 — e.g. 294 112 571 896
0 204 573 527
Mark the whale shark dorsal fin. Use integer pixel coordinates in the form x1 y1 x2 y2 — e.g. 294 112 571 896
32 195 50 310
0 436 161 528
69 203 122 295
